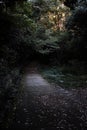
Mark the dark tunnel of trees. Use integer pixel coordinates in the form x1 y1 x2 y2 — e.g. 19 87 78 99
0 0 87 128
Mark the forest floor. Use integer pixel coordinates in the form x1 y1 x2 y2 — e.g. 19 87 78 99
9 63 87 130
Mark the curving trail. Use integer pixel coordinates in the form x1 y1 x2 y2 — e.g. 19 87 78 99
9 64 87 130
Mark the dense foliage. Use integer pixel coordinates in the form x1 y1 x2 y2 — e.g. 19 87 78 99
64 0 87 61
0 0 87 128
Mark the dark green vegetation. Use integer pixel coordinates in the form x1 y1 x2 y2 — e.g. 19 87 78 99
0 0 87 128
40 64 87 88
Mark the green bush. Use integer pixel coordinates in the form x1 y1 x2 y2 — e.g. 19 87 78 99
0 59 21 128
40 65 87 88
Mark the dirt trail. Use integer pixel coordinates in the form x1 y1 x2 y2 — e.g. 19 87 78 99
9 64 87 130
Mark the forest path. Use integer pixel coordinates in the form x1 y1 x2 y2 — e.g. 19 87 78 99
9 63 87 130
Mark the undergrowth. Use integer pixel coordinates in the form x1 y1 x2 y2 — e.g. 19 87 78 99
39 64 87 89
